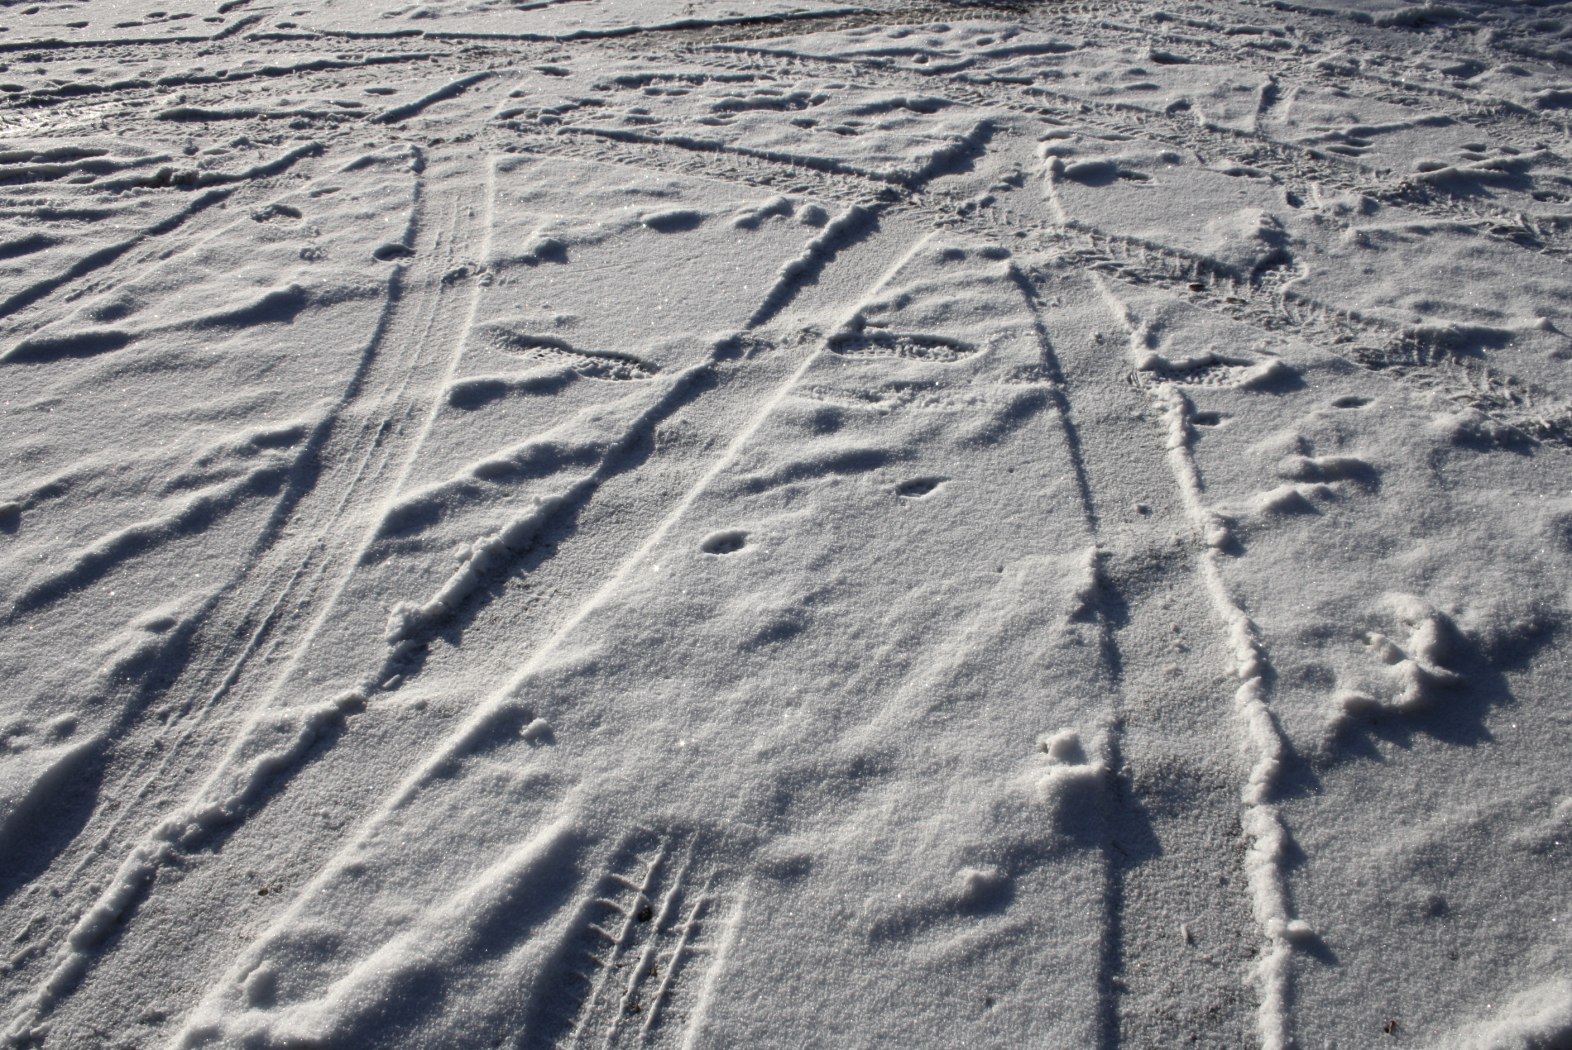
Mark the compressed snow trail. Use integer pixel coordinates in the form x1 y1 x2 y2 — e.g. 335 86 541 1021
3 3 1572 1049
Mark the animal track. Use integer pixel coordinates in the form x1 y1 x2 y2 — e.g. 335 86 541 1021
251 203 303 223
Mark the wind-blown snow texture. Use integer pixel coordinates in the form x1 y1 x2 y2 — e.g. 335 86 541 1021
1 1 1570 1047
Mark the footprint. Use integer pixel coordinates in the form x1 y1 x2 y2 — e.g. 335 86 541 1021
827 331 979 362
251 203 304 224
477 324 658 381
1136 351 1293 391
1276 453 1379 486
640 208 704 233
700 529 747 555
1057 158 1151 185
896 477 945 498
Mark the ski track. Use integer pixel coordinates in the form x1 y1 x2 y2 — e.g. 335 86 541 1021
2 2 1571 1048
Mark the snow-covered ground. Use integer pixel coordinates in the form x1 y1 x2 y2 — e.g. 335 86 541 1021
1 1 1570 1046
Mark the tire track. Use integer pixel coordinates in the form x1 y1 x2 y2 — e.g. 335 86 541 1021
6 129 907 1040
1045 165 1302 1050
371 69 494 124
1137 0 1572 143
0 144 491 1038
495 128 887 208
158 221 930 1050
2 50 440 109
496 114 1572 452
2 7 1565 1046
702 39 1572 262
1026 222 1572 450
0 14 266 56
549 833 736 1050
1006 268 1132 1050
0 141 325 324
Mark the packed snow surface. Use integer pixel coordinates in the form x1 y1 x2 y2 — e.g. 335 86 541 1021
1 0 1570 1047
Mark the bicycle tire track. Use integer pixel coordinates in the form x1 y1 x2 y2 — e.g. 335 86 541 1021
0 142 497 1038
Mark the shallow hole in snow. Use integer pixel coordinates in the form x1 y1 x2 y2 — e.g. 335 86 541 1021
700 529 747 555
896 477 945 498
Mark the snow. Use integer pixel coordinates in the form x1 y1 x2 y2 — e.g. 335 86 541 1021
1 1 1570 1047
